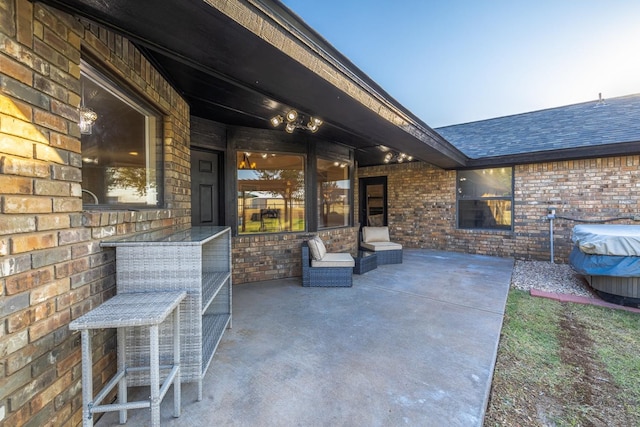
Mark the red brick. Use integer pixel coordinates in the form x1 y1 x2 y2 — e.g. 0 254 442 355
0 215 37 235
50 164 81 182
0 53 33 85
29 310 70 341
54 257 89 279
10 231 57 254
35 213 71 230
56 350 80 376
2 195 52 214
34 108 68 133
52 197 82 213
33 299 56 321
0 174 33 194
16 0 33 46
5 266 54 295
6 309 32 333
34 179 70 196
50 133 81 153
0 156 50 178
1 404 30 427
0 96 34 121
0 115 48 144
50 98 77 122
31 278 70 304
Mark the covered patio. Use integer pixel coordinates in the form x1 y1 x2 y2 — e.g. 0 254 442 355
96 249 513 426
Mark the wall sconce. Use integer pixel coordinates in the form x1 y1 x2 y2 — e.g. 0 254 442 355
270 109 323 133
78 106 97 134
383 151 413 164
238 152 256 170
78 81 97 135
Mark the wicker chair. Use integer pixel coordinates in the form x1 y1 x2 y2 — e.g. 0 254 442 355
301 237 354 287
360 226 403 265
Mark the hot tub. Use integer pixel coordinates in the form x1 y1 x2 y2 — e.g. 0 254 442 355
569 224 640 307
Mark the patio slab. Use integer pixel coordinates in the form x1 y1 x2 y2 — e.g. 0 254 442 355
96 249 513 426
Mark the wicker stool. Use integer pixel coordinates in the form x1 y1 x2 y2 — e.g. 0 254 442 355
69 291 186 427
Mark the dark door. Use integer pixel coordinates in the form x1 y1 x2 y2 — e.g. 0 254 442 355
191 148 221 226
359 176 387 227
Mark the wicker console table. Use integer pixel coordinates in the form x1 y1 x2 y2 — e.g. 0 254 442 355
69 291 186 427
101 226 232 401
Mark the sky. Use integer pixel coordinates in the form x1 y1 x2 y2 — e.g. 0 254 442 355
280 1 640 128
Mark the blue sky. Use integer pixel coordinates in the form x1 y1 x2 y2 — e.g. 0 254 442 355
280 1 640 127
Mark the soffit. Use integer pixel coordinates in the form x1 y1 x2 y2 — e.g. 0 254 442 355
40 0 467 168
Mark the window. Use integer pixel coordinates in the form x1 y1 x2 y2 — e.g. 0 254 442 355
237 152 305 234
457 167 513 230
80 61 162 207
317 158 351 228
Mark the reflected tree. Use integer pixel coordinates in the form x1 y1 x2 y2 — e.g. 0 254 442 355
254 168 304 229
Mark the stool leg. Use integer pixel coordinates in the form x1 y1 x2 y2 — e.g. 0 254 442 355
173 306 181 418
80 329 93 427
117 327 127 424
149 324 160 427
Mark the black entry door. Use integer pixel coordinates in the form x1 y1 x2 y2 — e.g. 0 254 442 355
359 176 387 227
191 148 221 226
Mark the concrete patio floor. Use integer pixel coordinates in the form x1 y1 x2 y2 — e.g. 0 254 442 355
97 249 514 427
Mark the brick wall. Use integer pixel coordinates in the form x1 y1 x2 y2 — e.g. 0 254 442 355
358 156 640 262
232 227 359 284
0 1 189 425
515 157 640 261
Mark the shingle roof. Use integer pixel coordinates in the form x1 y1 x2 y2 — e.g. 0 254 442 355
435 93 640 159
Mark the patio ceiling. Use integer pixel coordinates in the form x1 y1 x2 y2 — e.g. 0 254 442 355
40 0 467 168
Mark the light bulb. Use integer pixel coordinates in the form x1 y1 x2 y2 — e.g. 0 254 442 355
270 115 283 127
285 110 298 123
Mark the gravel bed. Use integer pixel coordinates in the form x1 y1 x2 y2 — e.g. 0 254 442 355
510 260 597 298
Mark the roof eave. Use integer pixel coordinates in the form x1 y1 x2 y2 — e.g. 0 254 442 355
38 0 467 168
464 140 640 169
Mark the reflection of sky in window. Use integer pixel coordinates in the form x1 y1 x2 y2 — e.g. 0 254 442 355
323 179 349 189
238 170 260 179
241 191 283 199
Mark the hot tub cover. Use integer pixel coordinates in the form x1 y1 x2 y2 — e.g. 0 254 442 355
571 224 640 256
569 246 640 277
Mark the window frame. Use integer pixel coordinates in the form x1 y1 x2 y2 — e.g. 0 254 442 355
235 150 307 235
80 58 164 209
456 167 514 231
229 131 354 236
316 156 352 230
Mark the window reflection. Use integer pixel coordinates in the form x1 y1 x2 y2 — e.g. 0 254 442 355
237 152 305 234
317 158 350 228
457 168 513 230
80 62 162 207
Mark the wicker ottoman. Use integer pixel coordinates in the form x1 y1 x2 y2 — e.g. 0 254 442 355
375 249 403 265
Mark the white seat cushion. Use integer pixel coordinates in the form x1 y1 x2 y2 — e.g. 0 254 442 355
311 252 355 268
362 226 390 243
361 241 402 252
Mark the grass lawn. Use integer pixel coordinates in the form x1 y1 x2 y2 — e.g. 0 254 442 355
485 290 640 426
